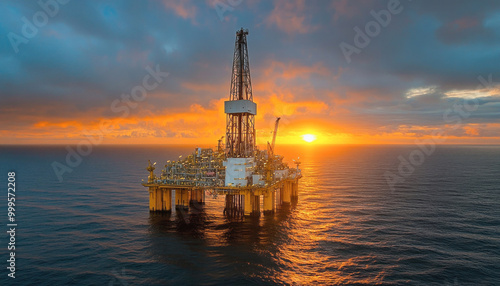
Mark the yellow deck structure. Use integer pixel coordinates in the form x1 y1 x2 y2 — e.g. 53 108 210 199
143 176 299 216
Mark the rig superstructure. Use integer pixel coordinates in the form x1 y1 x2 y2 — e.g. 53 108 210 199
143 28 301 216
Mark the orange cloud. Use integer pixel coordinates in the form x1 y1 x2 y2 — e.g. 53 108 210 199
464 126 480 136
266 0 317 34
257 94 328 117
2 58 500 146
260 61 331 80
4 110 500 145
162 1 197 22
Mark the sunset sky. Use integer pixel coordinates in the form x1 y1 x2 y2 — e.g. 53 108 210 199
1 0 500 145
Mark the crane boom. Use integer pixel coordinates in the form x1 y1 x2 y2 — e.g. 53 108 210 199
265 117 281 184
271 117 280 152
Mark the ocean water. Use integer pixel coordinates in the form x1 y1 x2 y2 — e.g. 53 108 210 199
0 144 499 285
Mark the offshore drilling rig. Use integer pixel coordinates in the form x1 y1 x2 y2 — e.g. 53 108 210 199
143 28 301 216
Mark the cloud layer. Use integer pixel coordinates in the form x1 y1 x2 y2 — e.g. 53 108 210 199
1 0 499 144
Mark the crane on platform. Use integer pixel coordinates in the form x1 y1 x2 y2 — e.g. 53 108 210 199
266 117 281 183
268 117 280 157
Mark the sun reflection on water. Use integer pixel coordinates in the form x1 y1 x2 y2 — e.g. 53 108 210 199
147 145 392 284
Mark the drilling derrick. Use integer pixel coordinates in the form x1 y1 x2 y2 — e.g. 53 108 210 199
225 28 256 158
143 28 301 217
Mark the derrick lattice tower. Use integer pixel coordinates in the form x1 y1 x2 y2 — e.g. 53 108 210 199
225 28 256 158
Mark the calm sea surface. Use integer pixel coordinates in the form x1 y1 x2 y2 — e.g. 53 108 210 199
0 145 499 285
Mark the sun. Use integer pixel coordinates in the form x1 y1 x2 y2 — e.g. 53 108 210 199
302 134 317 143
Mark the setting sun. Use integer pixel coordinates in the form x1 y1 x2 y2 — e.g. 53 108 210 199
302 134 317 143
